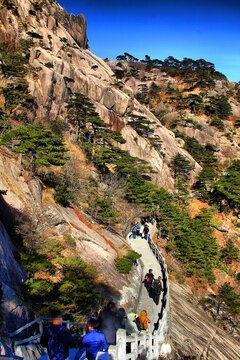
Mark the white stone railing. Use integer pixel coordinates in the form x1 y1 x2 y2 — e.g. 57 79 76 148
108 329 160 360
8 222 171 359
112 223 171 359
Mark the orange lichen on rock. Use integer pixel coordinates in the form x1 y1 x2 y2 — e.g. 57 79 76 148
70 204 119 255
70 222 86 233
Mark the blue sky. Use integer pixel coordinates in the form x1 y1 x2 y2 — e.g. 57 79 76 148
58 0 240 82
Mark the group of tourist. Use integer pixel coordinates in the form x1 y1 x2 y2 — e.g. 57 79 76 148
144 269 162 305
132 221 149 240
39 218 164 360
40 302 152 360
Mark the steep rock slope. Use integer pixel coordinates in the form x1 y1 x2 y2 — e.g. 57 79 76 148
0 220 30 333
170 281 240 359
108 60 240 167
0 148 136 291
0 1 240 356
0 0 201 191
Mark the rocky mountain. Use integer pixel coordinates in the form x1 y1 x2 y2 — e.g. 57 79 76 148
0 0 240 358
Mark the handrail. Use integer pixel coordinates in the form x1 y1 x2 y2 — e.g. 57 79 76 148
9 317 84 338
110 221 171 359
8 317 86 354
9 221 170 359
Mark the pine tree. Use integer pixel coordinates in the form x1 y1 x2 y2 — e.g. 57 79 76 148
216 282 240 316
0 122 68 172
170 153 194 184
213 160 240 212
221 239 239 264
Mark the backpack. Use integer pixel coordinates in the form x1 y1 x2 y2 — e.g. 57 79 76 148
135 316 141 330
47 326 65 360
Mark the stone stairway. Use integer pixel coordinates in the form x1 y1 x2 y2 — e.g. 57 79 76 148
128 224 163 333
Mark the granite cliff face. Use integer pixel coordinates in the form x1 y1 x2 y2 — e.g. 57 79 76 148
170 281 240 360
0 1 240 358
0 220 30 333
0 0 204 191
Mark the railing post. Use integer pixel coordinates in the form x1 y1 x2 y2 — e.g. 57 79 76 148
130 333 138 359
108 345 117 360
116 329 126 359
152 334 159 358
39 319 43 336
147 332 152 359
138 331 147 358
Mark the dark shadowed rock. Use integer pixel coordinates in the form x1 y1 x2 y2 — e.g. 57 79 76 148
0 222 25 287
1 283 30 334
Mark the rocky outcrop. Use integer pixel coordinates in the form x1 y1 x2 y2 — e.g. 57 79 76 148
0 0 204 191
170 281 240 359
0 149 138 296
0 221 30 333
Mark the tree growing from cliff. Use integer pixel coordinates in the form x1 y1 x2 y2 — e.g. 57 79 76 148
169 153 194 184
212 160 240 212
128 114 154 138
220 239 239 265
185 94 203 113
205 95 232 119
66 92 100 140
215 282 240 317
0 122 68 172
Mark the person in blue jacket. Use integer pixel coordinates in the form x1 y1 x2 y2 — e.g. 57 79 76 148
79 318 108 360
132 226 137 239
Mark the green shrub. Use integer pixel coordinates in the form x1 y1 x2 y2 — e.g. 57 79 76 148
210 117 225 130
24 278 54 297
54 185 74 207
64 234 76 248
21 253 55 274
115 249 141 273
45 62 54 68
27 31 43 39
28 9 36 16
220 239 239 264
0 122 69 172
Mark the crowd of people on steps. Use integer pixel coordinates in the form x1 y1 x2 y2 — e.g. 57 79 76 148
144 269 163 305
40 302 153 360
39 218 163 359
132 221 149 240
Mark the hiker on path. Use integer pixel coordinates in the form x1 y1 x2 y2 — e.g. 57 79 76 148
132 225 137 239
139 310 151 332
98 302 120 345
152 276 162 306
139 223 144 238
143 269 154 293
77 318 108 360
143 223 149 240
124 312 138 335
117 307 126 329
136 222 140 236
88 311 99 323
40 310 75 360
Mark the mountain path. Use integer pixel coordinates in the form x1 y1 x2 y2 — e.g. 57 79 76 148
128 224 163 332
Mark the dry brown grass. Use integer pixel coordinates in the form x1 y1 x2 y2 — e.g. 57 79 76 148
117 244 130 258
42 188 55 206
